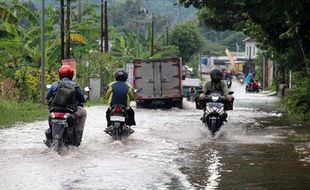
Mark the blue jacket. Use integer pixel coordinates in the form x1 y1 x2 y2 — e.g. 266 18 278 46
46 77 85 111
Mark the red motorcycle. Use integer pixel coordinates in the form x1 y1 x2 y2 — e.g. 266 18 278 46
246 81 262 93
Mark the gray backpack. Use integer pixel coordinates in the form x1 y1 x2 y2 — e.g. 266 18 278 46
50 81 77 111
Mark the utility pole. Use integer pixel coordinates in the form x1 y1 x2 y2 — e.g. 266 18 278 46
77 0 82 23
40 0 45 102
150 14 154 56
165 16 169 46
101 0 108 52
104 0 108 52
66 0 71 59
100 0 104 52
60 0 65 60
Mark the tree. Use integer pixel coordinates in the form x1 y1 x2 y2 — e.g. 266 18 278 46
178 0 310 70
170 20 204 61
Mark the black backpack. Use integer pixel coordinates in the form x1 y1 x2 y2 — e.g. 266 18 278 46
49 81 77 112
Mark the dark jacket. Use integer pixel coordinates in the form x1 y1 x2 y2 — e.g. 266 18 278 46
105 81 135 108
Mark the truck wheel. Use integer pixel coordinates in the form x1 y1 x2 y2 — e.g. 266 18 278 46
177 102 183 109
136 102 142 108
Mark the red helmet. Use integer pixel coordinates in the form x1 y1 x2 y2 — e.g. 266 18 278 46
58 65 74 80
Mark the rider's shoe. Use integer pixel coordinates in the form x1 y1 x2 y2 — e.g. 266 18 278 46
104 127 113 133
43 139 52 148
200 117 206 123
127 126 135 134
222 113 228 122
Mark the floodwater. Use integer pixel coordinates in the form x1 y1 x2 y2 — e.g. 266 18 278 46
1 81 310 190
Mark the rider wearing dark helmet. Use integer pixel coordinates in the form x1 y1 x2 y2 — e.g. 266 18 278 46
105 69 135 133
44 65 87 147
199 68 234 121
203 68 228 96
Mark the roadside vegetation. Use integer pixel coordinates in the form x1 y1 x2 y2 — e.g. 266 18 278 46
2 0 308 126
0 100 47 128
179 0 310 122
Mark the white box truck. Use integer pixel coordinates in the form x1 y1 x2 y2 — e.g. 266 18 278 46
133 58 183 109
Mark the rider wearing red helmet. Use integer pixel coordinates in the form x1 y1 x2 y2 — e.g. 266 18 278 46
44 65 87 147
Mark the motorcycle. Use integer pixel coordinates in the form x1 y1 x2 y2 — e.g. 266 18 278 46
237 72 245 84
225 79 232 88
201 91 233 137
106 104 132 140
44 85 89 153
46 109 80 153
246 81 262 93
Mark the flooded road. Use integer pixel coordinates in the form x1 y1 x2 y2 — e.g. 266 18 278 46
1 81 310 189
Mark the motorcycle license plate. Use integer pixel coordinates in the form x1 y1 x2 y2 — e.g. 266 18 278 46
111 116 125 122
51 119 67 126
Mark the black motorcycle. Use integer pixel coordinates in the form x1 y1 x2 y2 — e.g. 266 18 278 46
47 109 79 153
225 79 232 88
107 104 132 140
201 91 233 137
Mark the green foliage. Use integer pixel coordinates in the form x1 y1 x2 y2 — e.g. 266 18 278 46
179 0 310 69
281 71 310 121
253 53 263 83
0 99 47 128
201 39 226 56
170 20 204 61
14 66 58 101
78 52 124 88
152 45 179 59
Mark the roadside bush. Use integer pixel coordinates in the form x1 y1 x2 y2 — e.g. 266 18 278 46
14 66 58 101
281 71 310 121
79 52 124 93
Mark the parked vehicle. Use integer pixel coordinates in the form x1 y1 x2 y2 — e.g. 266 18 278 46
106 104 132 140
133 58 183 109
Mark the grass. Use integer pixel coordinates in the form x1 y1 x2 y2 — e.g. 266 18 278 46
84 97 108 107
0 99 48 128
0 98 108 128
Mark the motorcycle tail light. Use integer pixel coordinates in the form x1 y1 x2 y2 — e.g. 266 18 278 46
115 107 122 113
51 112 69 119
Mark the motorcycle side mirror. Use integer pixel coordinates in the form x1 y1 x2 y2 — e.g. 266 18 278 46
134 88 142 93
84 86 91 92
46 84 52 89
228 91 234 95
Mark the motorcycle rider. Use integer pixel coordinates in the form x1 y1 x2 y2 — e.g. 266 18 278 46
105 69 135 134
199 68 234 122
188 87 196 102
44 65 87 147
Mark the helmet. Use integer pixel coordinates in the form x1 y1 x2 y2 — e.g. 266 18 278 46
115 69 128 82
210 68 223 83
58 65 74 80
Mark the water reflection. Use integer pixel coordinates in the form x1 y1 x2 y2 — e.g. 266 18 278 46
206 148 222 190
179 143 224 189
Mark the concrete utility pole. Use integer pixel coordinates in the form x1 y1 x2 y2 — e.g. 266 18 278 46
66 0 71 59
60 0 65 60
77 0 82 23
104 0 108 52
165 16 169 46
101 0 108 52
100 0 104 52
150 14 154 56
41 0 45 102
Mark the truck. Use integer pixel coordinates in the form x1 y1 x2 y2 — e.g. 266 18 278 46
133 58 183 109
